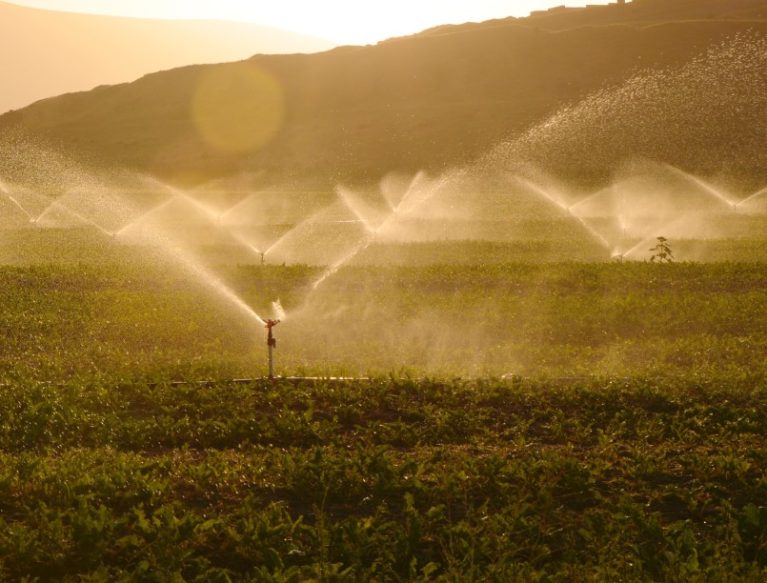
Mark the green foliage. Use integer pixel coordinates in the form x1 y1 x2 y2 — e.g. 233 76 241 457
0 251 766 577
1 378 767 579
650 236 674 264
2 259 767 379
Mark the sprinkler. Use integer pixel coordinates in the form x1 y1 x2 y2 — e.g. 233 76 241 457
264 319 280 379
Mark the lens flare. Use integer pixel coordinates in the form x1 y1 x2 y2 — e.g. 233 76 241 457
191 62 285 154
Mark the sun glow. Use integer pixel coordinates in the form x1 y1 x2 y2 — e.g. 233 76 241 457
8 0 613 45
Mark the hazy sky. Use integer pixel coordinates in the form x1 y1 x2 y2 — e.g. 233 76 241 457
7 1 612 44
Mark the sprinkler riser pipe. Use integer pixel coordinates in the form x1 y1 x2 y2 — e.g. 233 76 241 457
264 319 280 380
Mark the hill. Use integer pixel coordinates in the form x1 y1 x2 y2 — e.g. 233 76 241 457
0 1 333 114
527 0 767 30
419 0 767 35
0 0 765 191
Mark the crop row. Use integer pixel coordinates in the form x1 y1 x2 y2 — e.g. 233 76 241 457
3 261 767 380
1 378 767 579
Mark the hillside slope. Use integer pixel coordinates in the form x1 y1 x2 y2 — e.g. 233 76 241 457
527 0 767 30
1 0 765 190
416 0 767 37
0 1 333 114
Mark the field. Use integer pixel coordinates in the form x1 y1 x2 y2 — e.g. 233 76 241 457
2 1 767 578
1 230 767 380
1 229 767 579
2 378 767 580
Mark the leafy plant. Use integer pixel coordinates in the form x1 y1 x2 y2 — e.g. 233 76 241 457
649 236 674 263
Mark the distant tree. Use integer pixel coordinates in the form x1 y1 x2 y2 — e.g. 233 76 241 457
649 236 673 263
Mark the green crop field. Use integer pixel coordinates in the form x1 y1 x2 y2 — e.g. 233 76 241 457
1 230 767 580
2 232 767 380
2 377 767 580
2 2 767 578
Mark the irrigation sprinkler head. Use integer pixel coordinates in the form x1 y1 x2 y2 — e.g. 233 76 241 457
265 318 280 333
264 319 280 379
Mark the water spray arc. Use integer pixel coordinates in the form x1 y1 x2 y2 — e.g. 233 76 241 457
34 200 116 237
137 177 269 263
6 194 35 221
0 186 35 221
111 192 268 326
513 176 613 251
336 186 382 234
662 164 738 210
310 171 451 291
736 186 767 211
5 123 767 380
114 178 292 377
141 195 258 262
0 179 47 222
